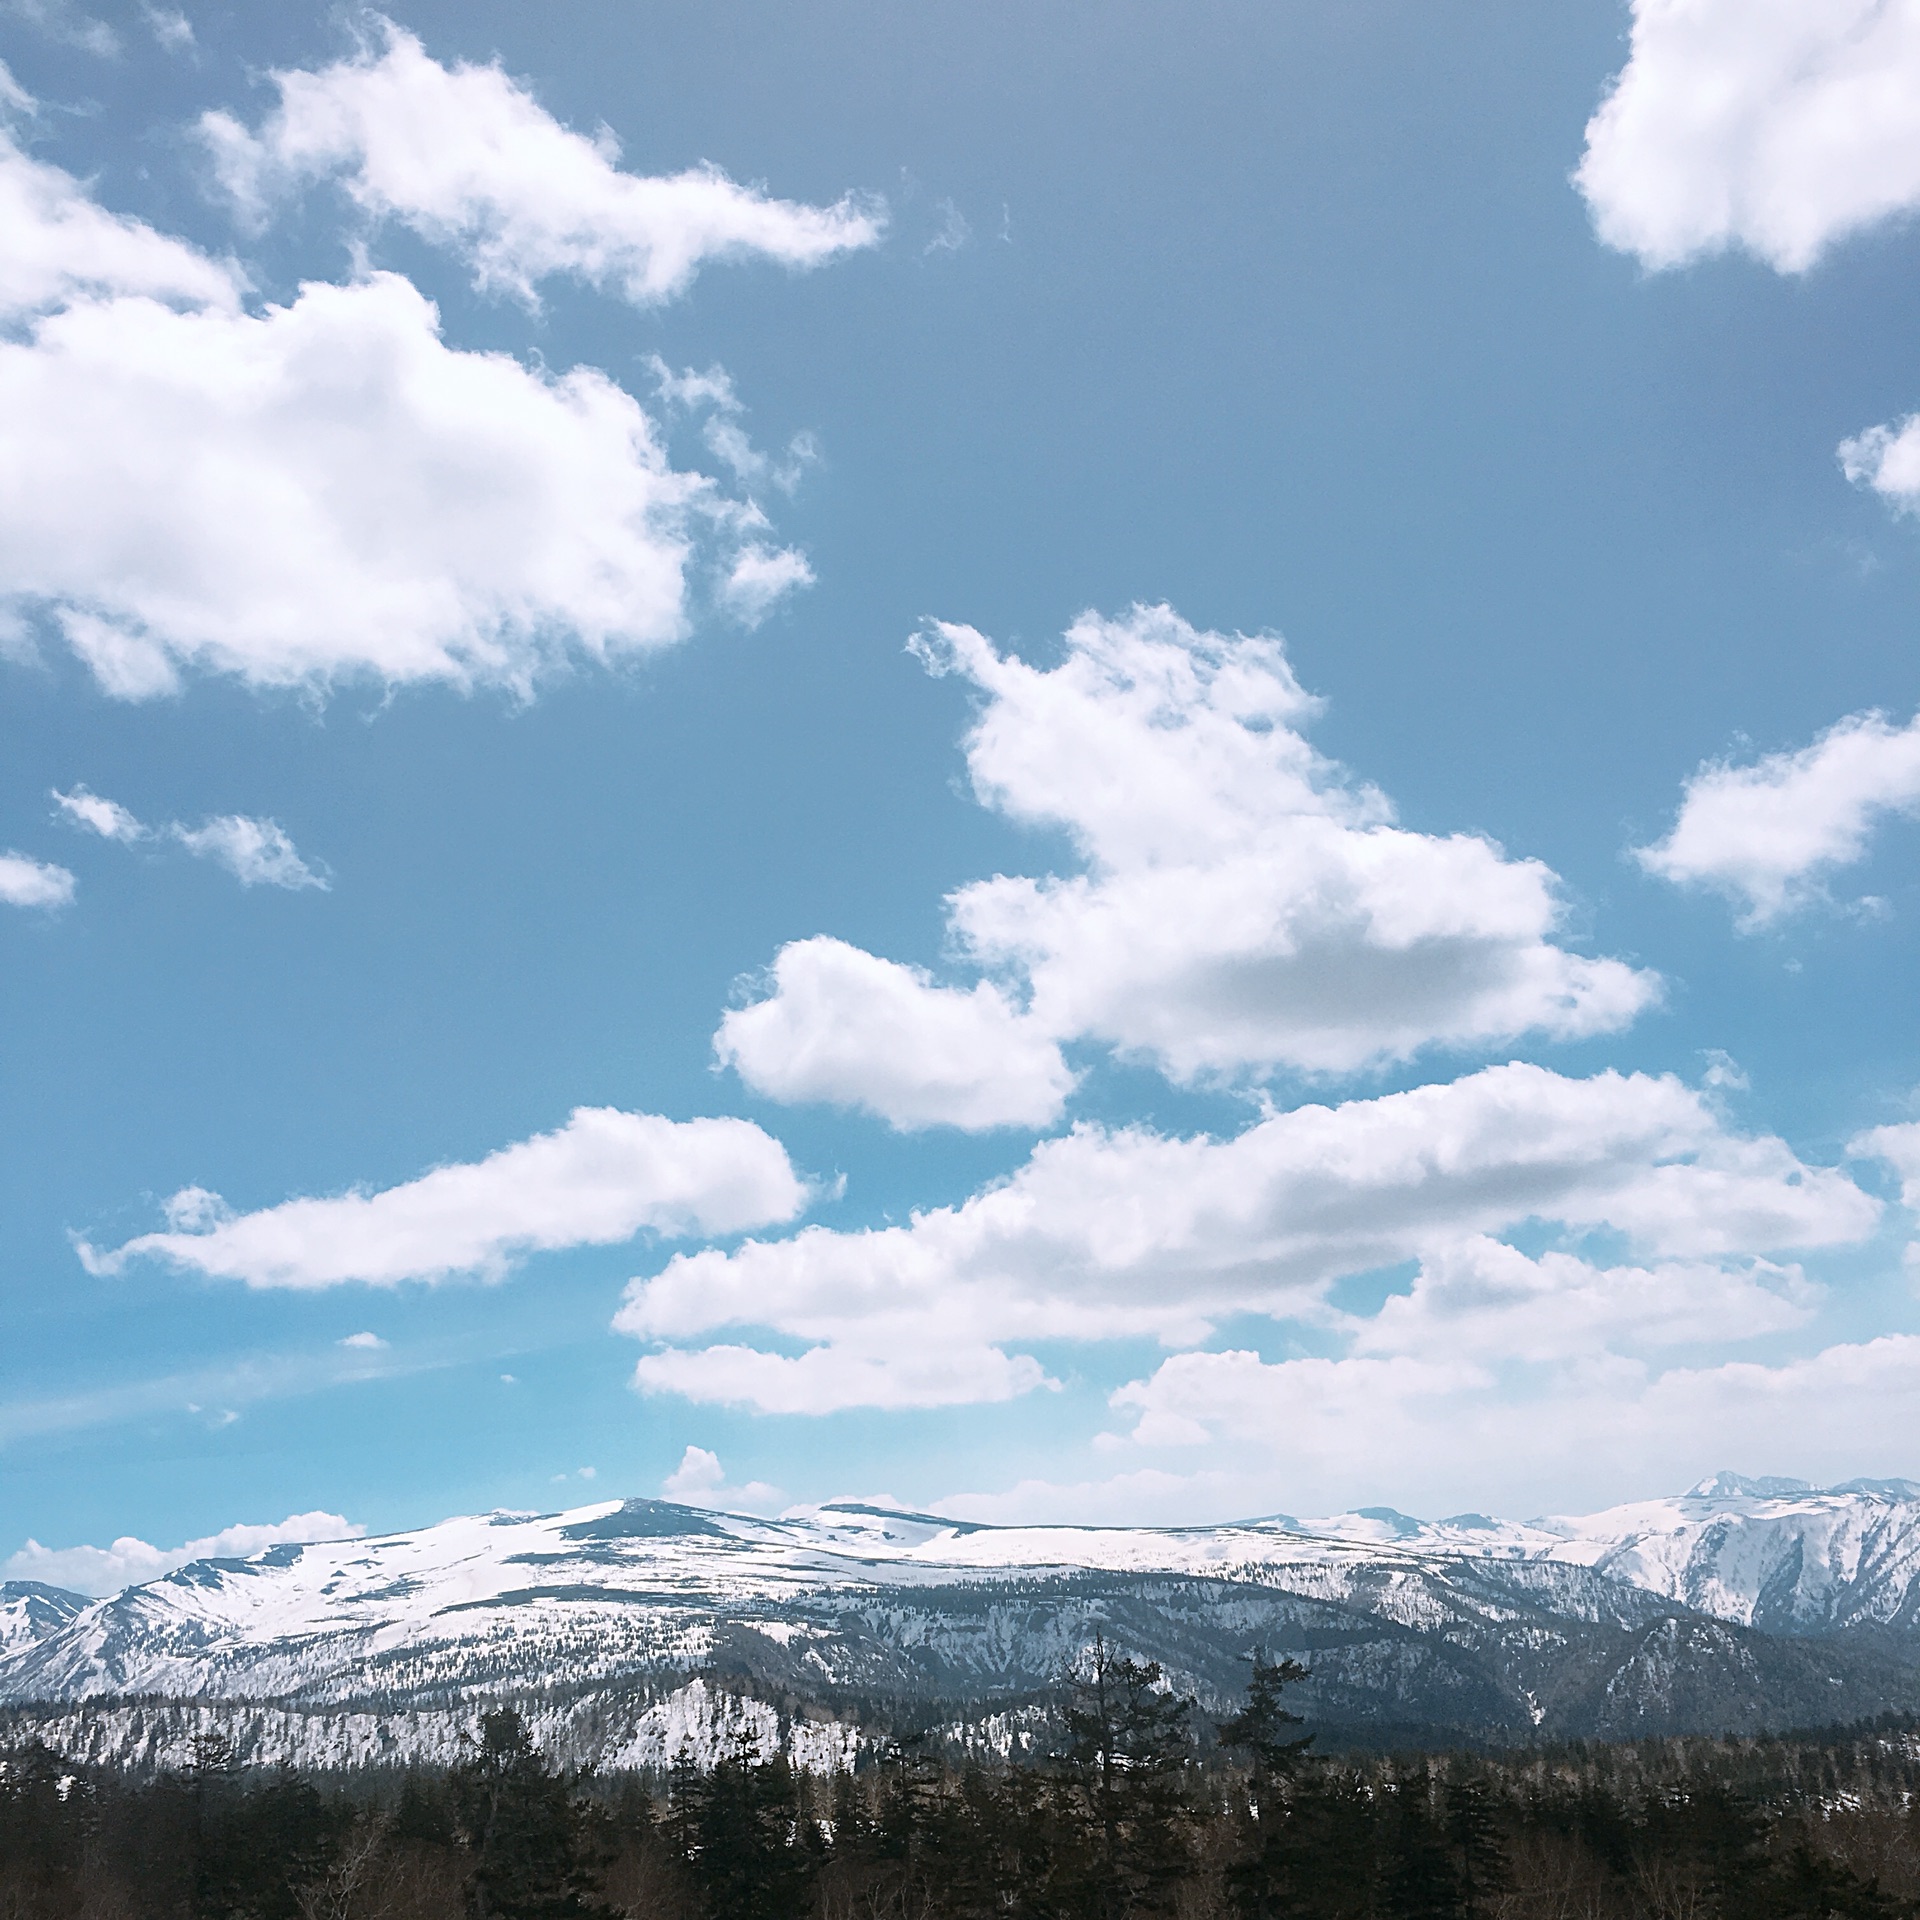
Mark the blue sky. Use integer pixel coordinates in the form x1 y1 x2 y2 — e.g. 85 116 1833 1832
8 0 1920 1589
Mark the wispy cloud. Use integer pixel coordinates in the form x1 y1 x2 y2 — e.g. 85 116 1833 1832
200 21 884 305
54 786 328 890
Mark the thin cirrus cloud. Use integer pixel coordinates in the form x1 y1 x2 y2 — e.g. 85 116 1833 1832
1634 711 1920 928
81 1107 809 1289
4 1510 362 1598
615 1059 1877 1415
718 605 1656 1128
0 40 854 703
53 784 328 890
0 850 75 909
199 22 885 307
1576 0 1920 274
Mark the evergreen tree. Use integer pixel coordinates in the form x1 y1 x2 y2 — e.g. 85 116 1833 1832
1439 1776 1507 1919
1219 1653 1314 1803
672 1734 814 1920
449 1708 607 1920
1060 1632 1199 1918
1379 1782 1462 1920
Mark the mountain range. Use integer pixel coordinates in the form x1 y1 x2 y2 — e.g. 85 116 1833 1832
5 1473 1920 1772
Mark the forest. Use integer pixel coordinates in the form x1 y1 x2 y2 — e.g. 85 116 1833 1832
4 1646 1920 1920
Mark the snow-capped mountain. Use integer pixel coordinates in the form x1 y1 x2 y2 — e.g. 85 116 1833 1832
1280 1474 1920 1634
4 1477 1918 1771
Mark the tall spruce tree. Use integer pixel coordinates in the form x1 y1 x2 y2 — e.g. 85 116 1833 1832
1060 1632 1198 1918
1221 1653 1363 1920
1439 1777 1507 1920
449 1708 606 1920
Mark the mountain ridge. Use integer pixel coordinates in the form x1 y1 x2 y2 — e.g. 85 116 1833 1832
6 1476 1920 1770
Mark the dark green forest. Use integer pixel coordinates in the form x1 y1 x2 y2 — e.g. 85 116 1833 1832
6 1647 1920 1920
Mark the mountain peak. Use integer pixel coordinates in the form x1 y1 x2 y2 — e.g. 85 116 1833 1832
1685 1472 1814 1500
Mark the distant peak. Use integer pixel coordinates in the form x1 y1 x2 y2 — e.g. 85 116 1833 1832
1832 1477 1920 1501
1352 1507 1423 1536
1686 1472 1813 1500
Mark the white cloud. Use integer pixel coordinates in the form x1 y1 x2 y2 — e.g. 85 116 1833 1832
718 543 815 626
1577 0 1920 273
1078 1332 1920 1525
648 357 819 497
172 815 326 890
82 1106 809 1288
715 936 1076 1131
659 1443 783 1511
4 1510 362 1598
0 139 813 702
2 0 119 59
52 784 145 842
617 1060 1875 1413
54 786 327 889
1841 412 1920 513
201 23 883 306
1343 1235 1815 1366
1635 710 1920 926
719 607 1656 1121
338 1330 385 1349
141 5 191 51
1 273 710 698
0 851 74 908
0 130 238 321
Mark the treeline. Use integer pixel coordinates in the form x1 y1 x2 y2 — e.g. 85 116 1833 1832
5 1644 1920 1919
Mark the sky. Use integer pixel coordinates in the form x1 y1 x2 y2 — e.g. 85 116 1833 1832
8 0 1920 1592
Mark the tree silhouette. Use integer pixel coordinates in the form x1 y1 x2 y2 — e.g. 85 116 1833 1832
449 1708 607 1920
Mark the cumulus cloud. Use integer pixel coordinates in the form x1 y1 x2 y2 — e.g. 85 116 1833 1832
617 1060 1875 1413
54 785 327 888
82 1107 809 1288
1080 1332 1920 1525
201 23 883 306
716 936 1076 1131
0 121 815 701
1635 710 1920 926
718 607 1655 1123
0 851 74 908
4 1510 361 1598
1577 0 1920 273
659 1443 783 1511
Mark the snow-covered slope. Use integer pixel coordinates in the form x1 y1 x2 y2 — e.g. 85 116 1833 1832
4 1479 1917 1768
1282 1476 1920 1634
0 1583 87 1667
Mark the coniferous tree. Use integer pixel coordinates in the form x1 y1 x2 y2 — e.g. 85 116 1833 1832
682 1738 814 1920
1439 1776 1507 1920
1379 1782 1462 1920
449 1708 607 1920
1060 1632 1199 1918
